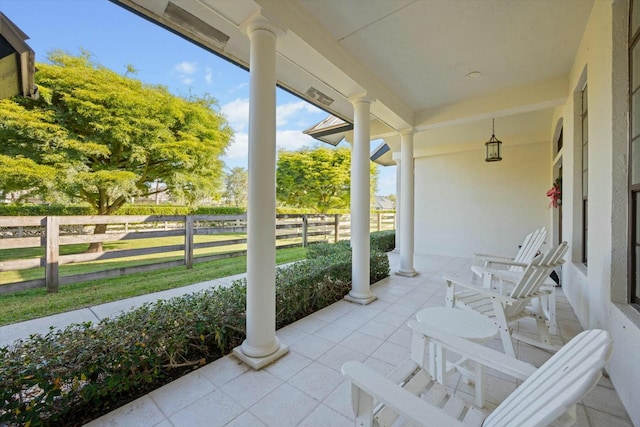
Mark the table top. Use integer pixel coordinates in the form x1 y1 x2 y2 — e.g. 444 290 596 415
415 307 498 340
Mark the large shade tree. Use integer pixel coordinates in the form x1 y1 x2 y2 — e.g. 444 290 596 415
276 146 377 212
0 52 233 250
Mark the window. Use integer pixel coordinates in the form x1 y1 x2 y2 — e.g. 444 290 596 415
557 128 563 155
581 85 588 265
630 0 640 304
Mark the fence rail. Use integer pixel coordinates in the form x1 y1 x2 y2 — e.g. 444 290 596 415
0 212 395 294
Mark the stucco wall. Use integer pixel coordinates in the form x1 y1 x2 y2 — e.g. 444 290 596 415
559 0 640 424
413 141 550 258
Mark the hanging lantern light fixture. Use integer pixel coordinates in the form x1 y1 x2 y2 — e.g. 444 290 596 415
485 118 502 162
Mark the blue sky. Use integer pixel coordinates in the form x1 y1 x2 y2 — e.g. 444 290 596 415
1 0 395 195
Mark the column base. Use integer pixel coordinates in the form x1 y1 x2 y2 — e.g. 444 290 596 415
395 269 418 277
232 343 289 370
344 292 377 305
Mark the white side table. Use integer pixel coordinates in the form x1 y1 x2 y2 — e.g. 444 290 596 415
415 307 498 407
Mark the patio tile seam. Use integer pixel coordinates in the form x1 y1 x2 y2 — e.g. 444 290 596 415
245 381 324 426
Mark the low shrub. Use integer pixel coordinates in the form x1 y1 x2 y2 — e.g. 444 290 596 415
306 240 350 258
371 230 396 252
307 230 396 259
0 248 389 426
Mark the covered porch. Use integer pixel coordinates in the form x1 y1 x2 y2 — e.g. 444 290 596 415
110 0 639 424
86 251 632 426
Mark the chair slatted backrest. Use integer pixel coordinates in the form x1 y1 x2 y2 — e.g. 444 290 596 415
510 241 567 300
485 329 612 427
501 242 567 319
509 227 547 272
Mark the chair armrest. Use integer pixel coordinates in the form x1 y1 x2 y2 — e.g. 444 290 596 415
480 268 524 283
341 361 466 427
408 320 537 380
481 258 529 268
483 261 564 284
443 275 516 304
473 252 514 262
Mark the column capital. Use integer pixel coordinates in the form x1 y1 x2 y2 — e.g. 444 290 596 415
349 93 375 106
399 128 416 137
241 10 286 38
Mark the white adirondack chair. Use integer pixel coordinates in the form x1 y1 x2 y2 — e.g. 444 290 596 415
472 227 560 336
342 326 612 427
471 227 547 278
445 242 568 357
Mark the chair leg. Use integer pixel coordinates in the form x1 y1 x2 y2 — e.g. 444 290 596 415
445 281 455 308
351 383 375 426
547 288 558 335
492 301 516 357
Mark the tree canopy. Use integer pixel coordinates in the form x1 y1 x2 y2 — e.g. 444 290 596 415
276 146 377 212
0 51 233 214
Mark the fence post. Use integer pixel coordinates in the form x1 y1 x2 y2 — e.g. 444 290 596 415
185 215 194 269
302 214 308 247
334 214 340 242
45 216 60 293
377 212 381 232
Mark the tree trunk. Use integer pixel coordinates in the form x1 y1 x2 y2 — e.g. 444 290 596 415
87 223 108 253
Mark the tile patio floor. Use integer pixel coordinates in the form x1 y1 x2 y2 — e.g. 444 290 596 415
85 252 633 427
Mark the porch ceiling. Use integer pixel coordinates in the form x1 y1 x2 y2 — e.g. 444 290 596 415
112 0 593 152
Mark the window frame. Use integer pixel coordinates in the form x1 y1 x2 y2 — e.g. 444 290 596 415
629 0 640 305
581 85 588 266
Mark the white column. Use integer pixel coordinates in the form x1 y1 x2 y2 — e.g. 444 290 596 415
233 14 288 369
345 95 377 305
396 129 417 276
392 155 401 253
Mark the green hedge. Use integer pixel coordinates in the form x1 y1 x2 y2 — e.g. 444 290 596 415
0 204 95 216
307 230 396 258
371 230 396 252
114 205 246 215
0 249 389 426
0 204 247 216
275 207 350 215
1 204 392 218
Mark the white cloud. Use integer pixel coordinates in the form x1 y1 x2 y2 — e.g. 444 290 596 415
205 67 213 84
276 130 317 152
172 61 198 86
229 82 249 94
173 61 198 75
222 129 318 168
276 101 322 127
223 132 249 162
221 99 324 166
221 98 250 132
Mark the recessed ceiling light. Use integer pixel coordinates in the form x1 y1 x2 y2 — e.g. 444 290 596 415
465 71 482 79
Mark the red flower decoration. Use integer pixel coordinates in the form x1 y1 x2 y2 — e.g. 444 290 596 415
547 178 562 209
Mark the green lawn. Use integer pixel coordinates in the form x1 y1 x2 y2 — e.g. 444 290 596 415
0 233 313 284
0 246 308 326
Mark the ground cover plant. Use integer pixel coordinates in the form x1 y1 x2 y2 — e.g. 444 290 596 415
0 235 391 426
